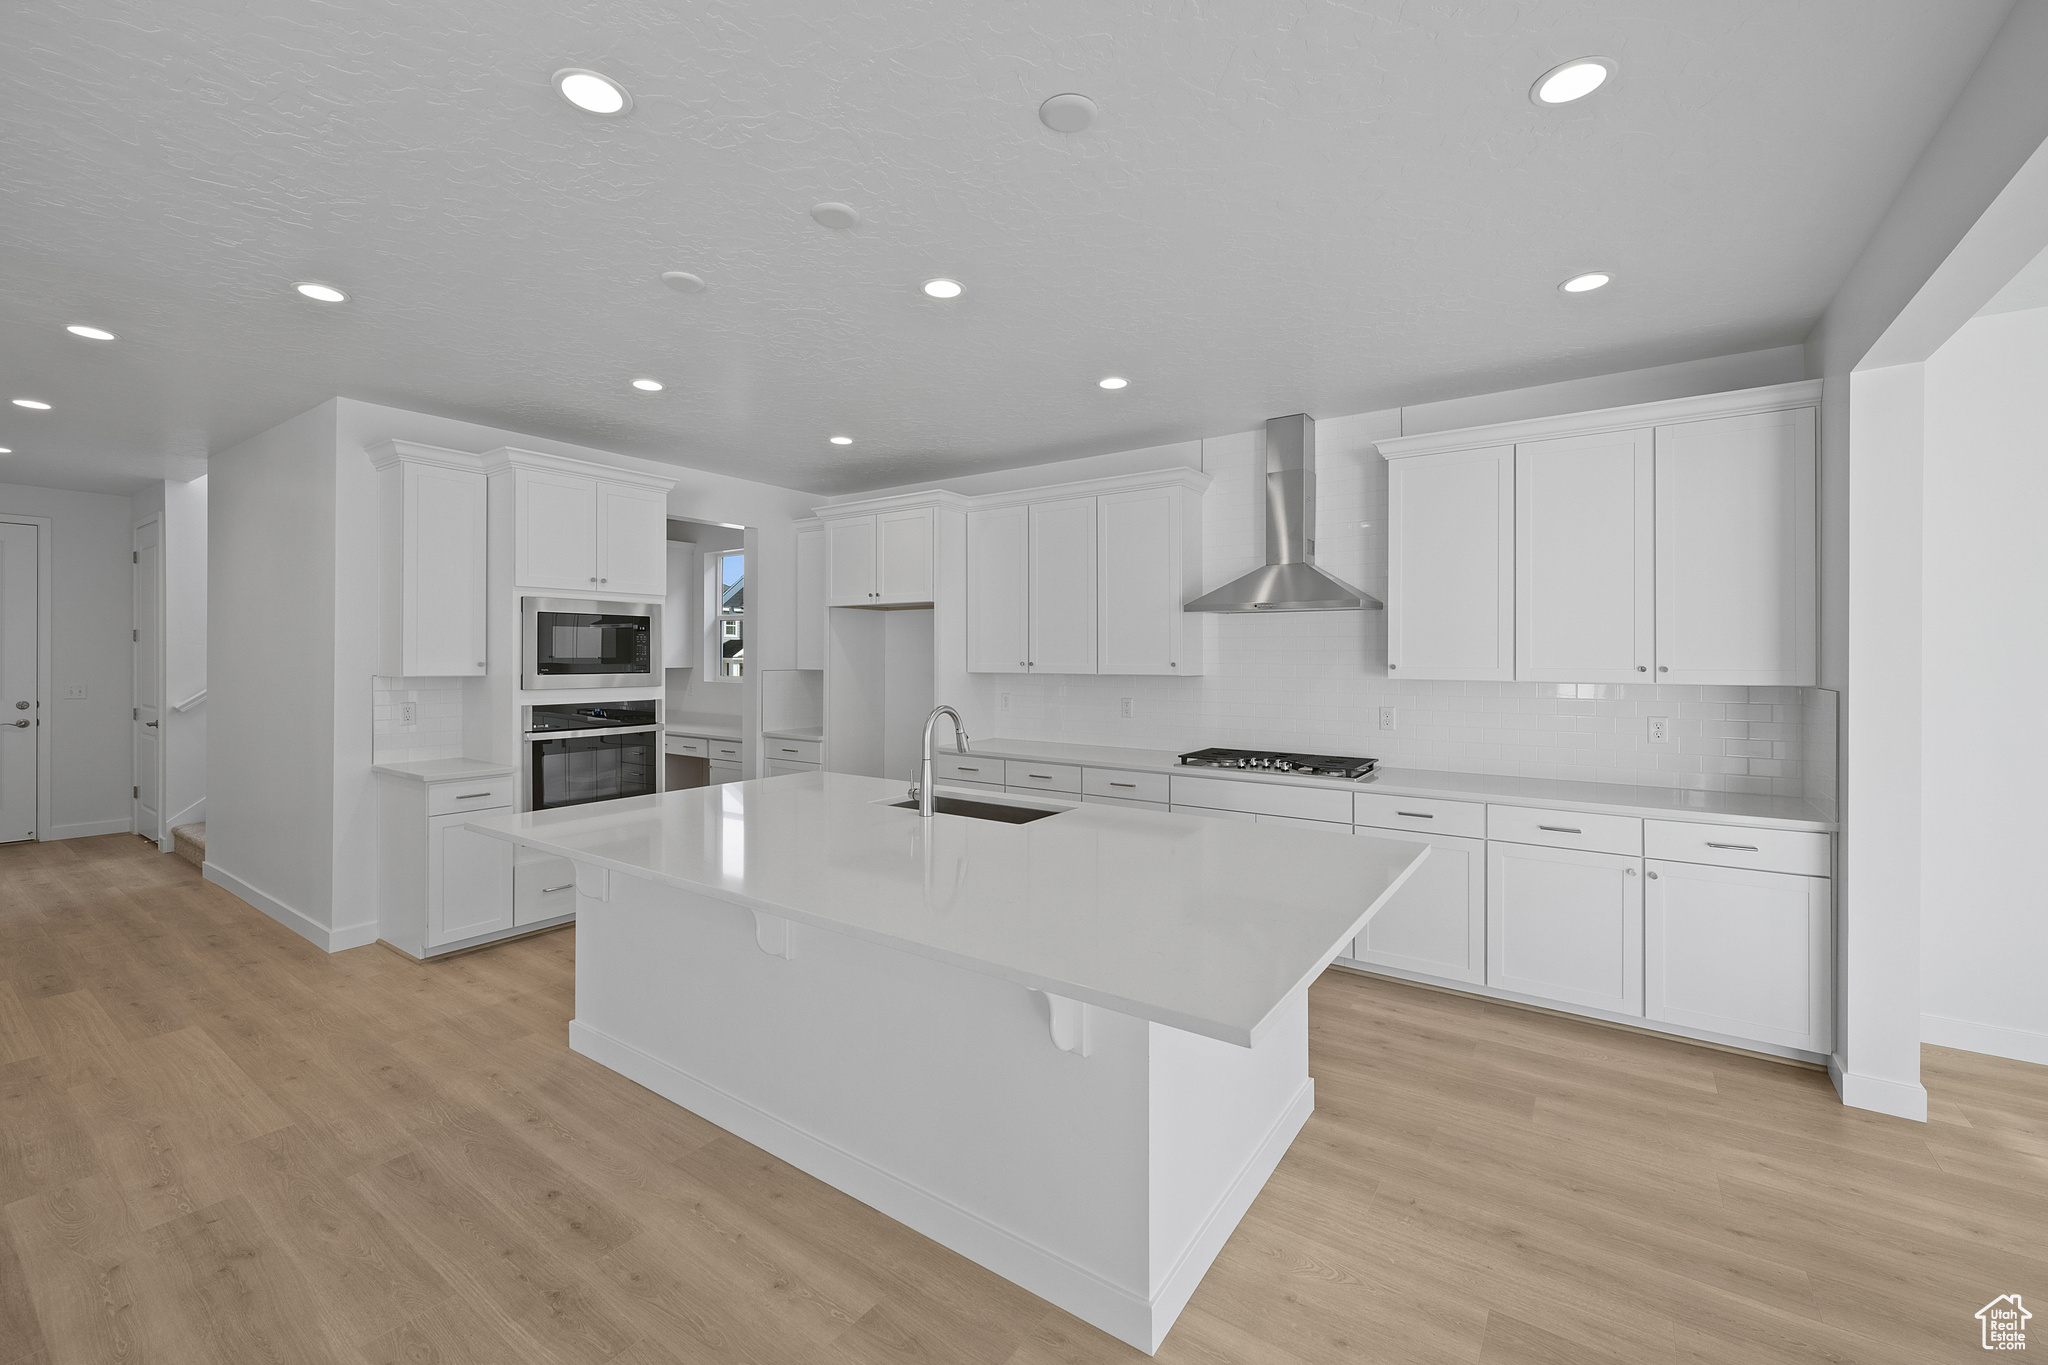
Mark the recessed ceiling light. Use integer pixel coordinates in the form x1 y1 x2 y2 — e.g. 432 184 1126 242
631 378 664 392
829 436 853 445
294 281 347 303
921 278 963 299
661 271 706 294
1531 57 1615 106
1039 93 1098 133
1097 376 1128 390
0 448 11 455
66 324 117 341
1559 271 1612 293
554 68 632 116
12 399 51 410
810 202 862 230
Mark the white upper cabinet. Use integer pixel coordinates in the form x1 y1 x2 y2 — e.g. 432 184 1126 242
826 515 878 605
1386 444 1514 680
371 443 487 678
515 467 600 593
1379 383 1820 687
1515 428 1654 683
1654 407 1817 685
1028 498 1097 674
825 506 936 606
794 522 826 671
491 452 674 600
594 482 670 599
1097 485 1201 676
966 504 1030 673
664 541 698 669
877 507 936 604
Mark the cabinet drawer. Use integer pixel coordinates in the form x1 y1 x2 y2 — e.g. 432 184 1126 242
1487 804 1642 856
934 753 1002 784
1354 792 1486 839
766 737 823 764
513 853 578 926
1167 774 1353 823
1644 821 1831 877
664 733 709 758
1005 760 1082 793
426 779 514 817
708 739 746 765
1082 768 1169 803
1083 793 1169 813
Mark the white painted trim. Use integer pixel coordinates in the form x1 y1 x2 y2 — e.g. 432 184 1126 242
133 516 163 843
960 466 1213 511
569 1018 1311 1354
811 487 977 519
203 861 379 952
364 439 484 473
170 689 206 712
1 514 55 842
46 818 134 840
1374 380 1825 460
1827 1055 1929 1122
160 796 205 854
474 444 675 492
1922 1013 2048 1067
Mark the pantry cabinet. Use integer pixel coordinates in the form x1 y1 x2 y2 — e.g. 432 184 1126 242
1645 858 1832 1052
1378 382 1819 686
826 506 936 606
962 471 1207 676
483 450 674 601
369 442 486 678
1486 841 1644 1015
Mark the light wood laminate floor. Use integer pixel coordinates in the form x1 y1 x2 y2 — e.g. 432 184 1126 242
2 834 2042 1364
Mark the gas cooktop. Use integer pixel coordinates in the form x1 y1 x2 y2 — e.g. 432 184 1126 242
1177 748 1378 780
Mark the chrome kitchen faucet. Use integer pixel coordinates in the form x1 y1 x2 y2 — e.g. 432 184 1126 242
908 705 970 817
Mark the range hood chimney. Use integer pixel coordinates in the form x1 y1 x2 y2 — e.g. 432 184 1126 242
1183 414 1383 613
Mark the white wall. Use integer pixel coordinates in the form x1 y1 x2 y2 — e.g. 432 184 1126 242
0 481 137 839
132 477 208 843
1919 306 2048 1064
205 401 340 940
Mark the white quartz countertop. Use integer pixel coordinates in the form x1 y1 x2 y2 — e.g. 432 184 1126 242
960 737 1834 832
371 757 519 783
665 711 743 741
464 771 1427 1047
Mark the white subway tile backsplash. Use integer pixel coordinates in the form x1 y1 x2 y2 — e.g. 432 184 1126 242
371 675 471 764
956 428 1834 798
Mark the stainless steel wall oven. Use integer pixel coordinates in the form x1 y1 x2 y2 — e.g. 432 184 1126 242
523 701 662 811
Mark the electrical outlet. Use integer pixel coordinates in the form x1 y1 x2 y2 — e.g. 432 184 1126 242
62 684 86 700
1379 706 1396 731
1120 697 1134 719
1000 693 1011 711
1647 716 1670 744
399 701 418 726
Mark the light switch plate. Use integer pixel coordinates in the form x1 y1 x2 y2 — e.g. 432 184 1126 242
1120 697 1134 718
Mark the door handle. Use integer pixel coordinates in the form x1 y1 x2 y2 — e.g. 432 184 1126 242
9 719 26 728
145 720 158 728
541 883 575 895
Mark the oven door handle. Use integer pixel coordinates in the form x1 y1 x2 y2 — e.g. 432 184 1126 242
523 724 665 741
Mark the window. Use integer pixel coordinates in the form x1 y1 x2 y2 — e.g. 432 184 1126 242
706 548 744 679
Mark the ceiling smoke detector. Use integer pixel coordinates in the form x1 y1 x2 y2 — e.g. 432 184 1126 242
810 202 862 229
555 68 632 116
661 271 707 293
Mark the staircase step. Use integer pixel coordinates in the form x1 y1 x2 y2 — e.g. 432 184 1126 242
172 823 206 868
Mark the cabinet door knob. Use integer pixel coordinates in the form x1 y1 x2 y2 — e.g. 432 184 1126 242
1647 870 1659 879
1658 665 1669 673
1625 867 1637 876
1636 665 1647 672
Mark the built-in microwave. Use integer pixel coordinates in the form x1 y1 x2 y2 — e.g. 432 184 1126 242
522 597 663 690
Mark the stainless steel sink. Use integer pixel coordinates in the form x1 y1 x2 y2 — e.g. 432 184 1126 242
888 795 1064 824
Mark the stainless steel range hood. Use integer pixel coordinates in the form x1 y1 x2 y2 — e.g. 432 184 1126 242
1184 414 1383 613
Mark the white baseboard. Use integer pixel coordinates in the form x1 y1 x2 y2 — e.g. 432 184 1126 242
46 818 134 840
1828 1055 1929 1122
572 1019 1302 1354
202 861 378 953
1922 1013 2048 1067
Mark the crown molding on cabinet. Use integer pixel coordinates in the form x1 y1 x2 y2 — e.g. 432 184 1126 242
814 467 1211 521
365 439 484 473
1374 380 1825 461
476 445 676 493
810 488 976 519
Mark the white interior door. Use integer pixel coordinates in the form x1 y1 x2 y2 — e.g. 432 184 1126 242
0 522 37 842
133 520 161 839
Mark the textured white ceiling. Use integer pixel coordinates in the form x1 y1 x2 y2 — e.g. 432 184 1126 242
0 0 2016 495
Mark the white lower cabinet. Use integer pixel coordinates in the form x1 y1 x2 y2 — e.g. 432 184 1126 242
1352 829 1486 985
1645 859 1832 1052
513 851 577 927
1082 793 1168 812
434 816 514 943
1486 841 1644 1015
379 767 539 958
709 762 744 785
766 759 818 777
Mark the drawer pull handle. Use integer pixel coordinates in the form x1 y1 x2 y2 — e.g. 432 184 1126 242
1027 773 1052 779
1395 810 1433 818
454 792 493 800
1706 842 1759 852
957 766 980 772
1110 782 1136 789
781 748 799 753
541 883 575 895
1538 824 1581 834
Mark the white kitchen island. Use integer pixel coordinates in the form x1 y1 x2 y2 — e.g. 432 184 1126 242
464 770 1426 1353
